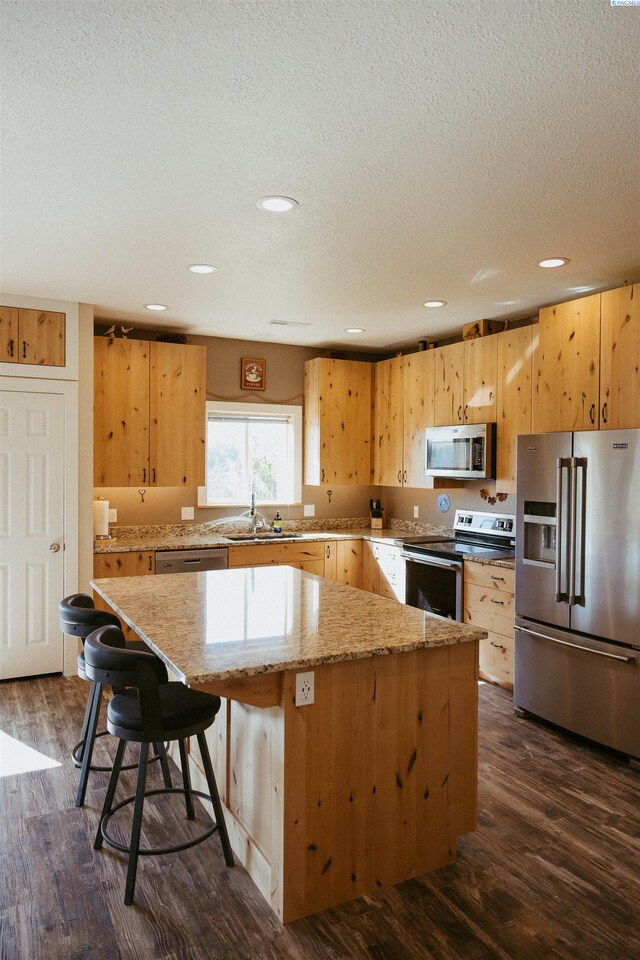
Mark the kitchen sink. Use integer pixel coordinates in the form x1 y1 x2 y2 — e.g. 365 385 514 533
225 533 298 542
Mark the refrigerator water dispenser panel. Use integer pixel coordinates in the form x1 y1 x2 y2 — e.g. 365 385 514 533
523 501 557 567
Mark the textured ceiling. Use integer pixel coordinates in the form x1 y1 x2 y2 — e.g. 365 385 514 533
2 0 639 350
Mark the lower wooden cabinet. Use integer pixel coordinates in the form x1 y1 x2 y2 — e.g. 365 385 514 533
92 551 155 639
362 541 405 602
323 540 363 588
228 541 326 572
463 561 515 690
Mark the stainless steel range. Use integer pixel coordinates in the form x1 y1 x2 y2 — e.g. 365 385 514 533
401 510 515 620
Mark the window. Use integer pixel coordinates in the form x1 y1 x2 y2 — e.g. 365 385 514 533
199 401 302 506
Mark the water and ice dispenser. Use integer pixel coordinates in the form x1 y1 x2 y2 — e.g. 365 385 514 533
522 501 557 567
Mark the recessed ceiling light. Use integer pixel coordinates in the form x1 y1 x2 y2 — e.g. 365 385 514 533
144 303 168 311
538 257 570 268
188 264 217 274
256 196 299 212
345 327 365 333
423 300 447 308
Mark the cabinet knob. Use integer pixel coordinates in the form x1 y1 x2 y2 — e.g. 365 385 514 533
49 542 61 553
601 402 608 424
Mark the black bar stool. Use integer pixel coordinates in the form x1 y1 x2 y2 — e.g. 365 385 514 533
84 624 234 905
58 594 172 807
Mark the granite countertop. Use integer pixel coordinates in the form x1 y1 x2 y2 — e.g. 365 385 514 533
91 567 485 685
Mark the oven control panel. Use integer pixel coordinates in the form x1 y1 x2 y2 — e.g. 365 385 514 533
453 510 515 539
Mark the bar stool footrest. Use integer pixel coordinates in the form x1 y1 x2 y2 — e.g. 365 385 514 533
99 787 220 857
72 737 169 774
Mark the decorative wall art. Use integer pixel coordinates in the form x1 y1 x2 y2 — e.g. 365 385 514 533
241 357 266 390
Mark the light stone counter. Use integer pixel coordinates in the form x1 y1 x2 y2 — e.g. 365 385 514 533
91 566 485 686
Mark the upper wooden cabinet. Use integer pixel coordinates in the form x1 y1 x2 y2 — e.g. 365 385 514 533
533 294 601 433
599 283 640 430
496 325 537 491
0 305 65 366
433 338 497 426
94 337 206 487
374 351 436 487
304 358 373 486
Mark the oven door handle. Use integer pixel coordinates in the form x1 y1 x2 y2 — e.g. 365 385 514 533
401 553 462 571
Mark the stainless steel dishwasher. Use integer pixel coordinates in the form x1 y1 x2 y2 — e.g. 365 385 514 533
154 547 228 574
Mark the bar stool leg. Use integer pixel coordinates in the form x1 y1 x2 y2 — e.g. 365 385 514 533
75 681 97 766
76 682 104 807
94 739 127 850
197 732 234 867
155 741 173 789
124 742 149 906
178 739 195 820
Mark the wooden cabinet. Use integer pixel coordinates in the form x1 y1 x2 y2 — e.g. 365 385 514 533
304 358 373 486
374 351 436 488
228 541 325 575
93 551 155 639
323 539 362 588
94 337 206 487
533 294 601 433
495 325 538 492
433 338 497 427
463 561 514 690
599 283 640 430
362 541 405 602
0 305 65 366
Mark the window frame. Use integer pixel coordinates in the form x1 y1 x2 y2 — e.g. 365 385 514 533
197 400 303 507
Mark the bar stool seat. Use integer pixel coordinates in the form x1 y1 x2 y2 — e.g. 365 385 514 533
58 593 172 806
85 624 234 906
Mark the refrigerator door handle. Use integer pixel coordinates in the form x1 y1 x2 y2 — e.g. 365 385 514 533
515 626 636 663
568 457 579 606
555 458 569 603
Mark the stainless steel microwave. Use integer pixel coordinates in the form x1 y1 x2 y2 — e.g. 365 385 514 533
425 423 495 479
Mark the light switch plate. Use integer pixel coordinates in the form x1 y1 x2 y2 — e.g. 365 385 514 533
181 507 195 520
413 505 419 519
303 504 315 517
108 508 117 523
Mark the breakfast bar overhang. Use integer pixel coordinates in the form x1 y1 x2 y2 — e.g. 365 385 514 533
91 566 485 923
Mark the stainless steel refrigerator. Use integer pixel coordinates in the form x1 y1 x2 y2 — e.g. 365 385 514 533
515 429 640 764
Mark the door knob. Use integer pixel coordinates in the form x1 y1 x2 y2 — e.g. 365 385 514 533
50 542 61 553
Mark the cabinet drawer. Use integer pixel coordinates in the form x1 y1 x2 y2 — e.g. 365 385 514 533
464 560 514 593
228 541 325 568
464 581 514 635
479 630 514 690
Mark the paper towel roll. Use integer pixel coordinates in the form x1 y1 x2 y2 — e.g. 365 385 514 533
93 500 109 539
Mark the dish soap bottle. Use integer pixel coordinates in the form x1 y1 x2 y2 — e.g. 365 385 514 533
272 512 282 534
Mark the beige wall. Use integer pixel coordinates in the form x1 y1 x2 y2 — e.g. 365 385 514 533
382 481 515 526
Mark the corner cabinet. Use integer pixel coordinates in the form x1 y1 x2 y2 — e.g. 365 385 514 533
373 351 437 488
0 305 66 366
94 337 206 487
599 283 640 430
303 358 373 486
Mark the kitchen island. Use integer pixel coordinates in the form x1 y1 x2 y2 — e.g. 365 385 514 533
91 566 484 923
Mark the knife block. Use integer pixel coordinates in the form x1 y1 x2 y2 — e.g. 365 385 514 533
370 511 386 530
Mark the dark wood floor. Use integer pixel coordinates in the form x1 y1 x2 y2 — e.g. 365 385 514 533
1 675 639 960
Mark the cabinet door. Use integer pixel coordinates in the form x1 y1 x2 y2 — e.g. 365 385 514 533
18 309 66 366
463 335 497 423
361 541 379 594
228 541 325 568
0 305 18 363
304 358 373 486
374 357 404 485
599 283 640 430
94 337 150 486
375 543 406 602
335 539 362 588
496 326 536 491
433 343 464 426
323 542 338 580
533 294 600 432
93 551 155 640
403 350 435 487
149 342 206 486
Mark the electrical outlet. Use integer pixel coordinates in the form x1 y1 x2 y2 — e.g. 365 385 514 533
108 508 117 523
181 507 195 520
295 671 315 706
303 504 315 517
413 505 419 519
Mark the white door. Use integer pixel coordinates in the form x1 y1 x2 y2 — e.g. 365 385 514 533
0 389 65 679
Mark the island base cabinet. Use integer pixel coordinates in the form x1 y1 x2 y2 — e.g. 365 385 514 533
189 641 478 923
